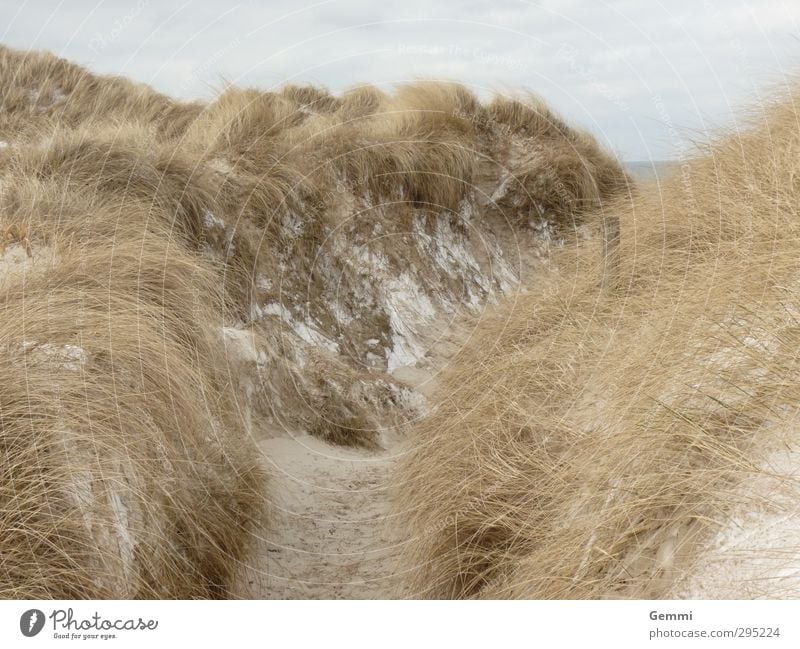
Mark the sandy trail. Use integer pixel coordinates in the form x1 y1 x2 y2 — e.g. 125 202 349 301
244 431 410 599
234 253 545 600
230 310 468 600
236 335 453 599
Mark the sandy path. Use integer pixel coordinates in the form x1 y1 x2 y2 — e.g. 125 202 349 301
233 324 454 599
226 241 555 600
243 431 411 599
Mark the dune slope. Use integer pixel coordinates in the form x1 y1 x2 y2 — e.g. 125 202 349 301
396 84 800 599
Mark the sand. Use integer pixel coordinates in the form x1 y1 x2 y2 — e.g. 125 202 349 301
236 343 447 599
245 431 408 599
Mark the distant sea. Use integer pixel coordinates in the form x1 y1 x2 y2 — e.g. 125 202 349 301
624 160 676 182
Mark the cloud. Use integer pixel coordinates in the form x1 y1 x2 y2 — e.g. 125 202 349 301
2 0 798 159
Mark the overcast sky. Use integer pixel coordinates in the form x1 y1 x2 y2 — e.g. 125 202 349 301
2 0 799 160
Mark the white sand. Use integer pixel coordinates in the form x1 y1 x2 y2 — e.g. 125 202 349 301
672 440 800 599
242 430 408 599
235 340 447 599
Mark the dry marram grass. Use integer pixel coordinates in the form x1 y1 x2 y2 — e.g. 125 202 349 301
396 85 800 598
0 43 632 598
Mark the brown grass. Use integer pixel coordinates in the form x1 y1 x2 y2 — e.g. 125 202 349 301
395 85 800 598
0 45 202 141
336 85 388 120
0 53 266 595
183 79 627 225
484 94 631 228
280 84 341 113
0 44 632 598
1 123 259 316
171 76 628 449
0 198 265 597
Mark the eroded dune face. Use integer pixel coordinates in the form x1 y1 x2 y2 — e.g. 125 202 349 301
0 45 630 597
0 45 631 453
396 85 800 599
